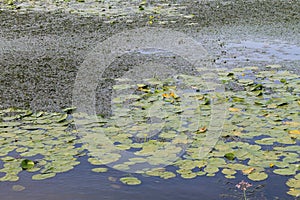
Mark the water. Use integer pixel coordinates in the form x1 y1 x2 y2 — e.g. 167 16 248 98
225 40 300 62
0 154 293 200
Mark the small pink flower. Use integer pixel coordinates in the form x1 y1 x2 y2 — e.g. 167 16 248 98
236 180 252 191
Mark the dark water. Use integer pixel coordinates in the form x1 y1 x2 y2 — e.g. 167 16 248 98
0 155 294 200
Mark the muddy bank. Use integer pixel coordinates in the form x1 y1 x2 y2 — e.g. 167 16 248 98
0 0 299 112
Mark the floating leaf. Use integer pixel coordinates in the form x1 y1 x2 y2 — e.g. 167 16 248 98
288 130 300 135
238 79 254 85
119 177 141 185
224 153 235 160
250 84 263 91
228 107 240 112
242 167 255 175
0 174 19 182
286 178 300 188
56 113 68 123
248 172 268 181
160 171 176 179
62 107 76 113
227 163 248 170
204 166 219 174
273 168 296 176
221 168 236 175
225 175 236 179
32 173 56 180
21 159 35 170
92 167 108 173
287 188 300 197
181 172 197 179
2 156 15 162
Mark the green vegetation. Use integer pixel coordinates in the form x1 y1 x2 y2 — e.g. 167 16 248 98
0 65 299 196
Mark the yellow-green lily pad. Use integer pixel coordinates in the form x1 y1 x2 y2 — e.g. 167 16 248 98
120 177 141 185
92 167 108 173
248 172 268 181
32 173 56 180
21 159 35 170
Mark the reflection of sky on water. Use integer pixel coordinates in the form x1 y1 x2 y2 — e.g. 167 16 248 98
223 40 300 63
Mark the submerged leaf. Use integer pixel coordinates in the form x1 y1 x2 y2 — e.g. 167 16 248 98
12 185 25 191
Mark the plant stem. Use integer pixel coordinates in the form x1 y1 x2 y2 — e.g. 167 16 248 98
243 190 247 200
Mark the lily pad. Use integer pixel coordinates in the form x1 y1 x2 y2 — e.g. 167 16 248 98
32 173 56 180
21 159 35 170
180 172 197 179
224 153 235 160
221 168 236 175
273 168 297 176
119 177 141 185
160 171 176 179
92 167 108 173
287 188 300 197
248 172 268 181
286 178 300 188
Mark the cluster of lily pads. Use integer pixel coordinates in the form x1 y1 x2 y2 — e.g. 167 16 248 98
75 73 212 184
0 108 83 181
0 65 299 197
217 65 300 197
0 0 192 24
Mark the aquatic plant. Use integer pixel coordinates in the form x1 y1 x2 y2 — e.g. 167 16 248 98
236 180 252 200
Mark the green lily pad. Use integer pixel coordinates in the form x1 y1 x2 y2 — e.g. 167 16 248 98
92 167 108 173
204 166 219 174
160 171 176 179
21 159 35 170
286 178 300 188
62 107 76 113
56 114 68 123
32 173 56 180
0 174 19 182
287 188 300 197
180 172 197 179
221 168 236 175
224 153 235 160
119 177 141 185
248 172 268 181
238 79 254 85
273 168 297 176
